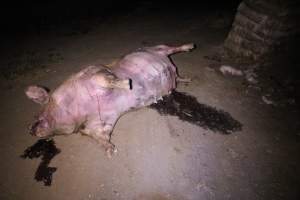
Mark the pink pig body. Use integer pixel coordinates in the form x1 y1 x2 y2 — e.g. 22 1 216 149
26 43 194 156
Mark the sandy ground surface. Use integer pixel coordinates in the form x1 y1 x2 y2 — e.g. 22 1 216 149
0 6 299 200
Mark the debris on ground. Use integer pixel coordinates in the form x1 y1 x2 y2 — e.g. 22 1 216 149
219 65 243 76
244 68 258 84
262 95 276 106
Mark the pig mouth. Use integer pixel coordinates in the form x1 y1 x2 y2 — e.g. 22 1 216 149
29 120 41 136
28 120 52 138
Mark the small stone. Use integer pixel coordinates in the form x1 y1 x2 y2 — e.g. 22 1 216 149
262 95 276 106
220 65 243 76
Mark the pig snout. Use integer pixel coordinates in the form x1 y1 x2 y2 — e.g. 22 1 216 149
29 120 40 136
29 118 52 138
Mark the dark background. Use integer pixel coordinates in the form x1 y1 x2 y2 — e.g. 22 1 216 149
0 1 241 36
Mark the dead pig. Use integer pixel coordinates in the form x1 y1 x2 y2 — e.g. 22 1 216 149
25 43 195 157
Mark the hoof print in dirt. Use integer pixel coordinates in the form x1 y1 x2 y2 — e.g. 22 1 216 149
20 139 60 186
150 90 242 134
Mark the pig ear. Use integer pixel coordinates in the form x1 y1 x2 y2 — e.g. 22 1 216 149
25 85 50 105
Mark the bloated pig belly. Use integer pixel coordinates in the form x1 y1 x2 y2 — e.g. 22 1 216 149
114 52 176 106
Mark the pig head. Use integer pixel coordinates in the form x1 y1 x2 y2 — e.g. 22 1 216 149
25 43 194 157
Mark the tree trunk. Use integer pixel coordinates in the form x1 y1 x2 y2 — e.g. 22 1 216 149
224 0 299 62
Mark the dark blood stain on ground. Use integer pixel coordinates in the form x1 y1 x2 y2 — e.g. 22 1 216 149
20 139 61 186
150 90 242 134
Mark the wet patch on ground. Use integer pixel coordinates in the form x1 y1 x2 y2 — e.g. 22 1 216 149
150 90 242 134
20 139 61 186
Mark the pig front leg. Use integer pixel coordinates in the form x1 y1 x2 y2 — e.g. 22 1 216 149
80 119 116 158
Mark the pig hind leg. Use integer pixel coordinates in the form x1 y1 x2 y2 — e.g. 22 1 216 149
151 43 195 56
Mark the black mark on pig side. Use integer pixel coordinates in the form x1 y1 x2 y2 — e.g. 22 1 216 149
150 90 242 134
20 139 60 186
129 78 133 90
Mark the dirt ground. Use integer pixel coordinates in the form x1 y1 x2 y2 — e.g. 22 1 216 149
0 5 299 200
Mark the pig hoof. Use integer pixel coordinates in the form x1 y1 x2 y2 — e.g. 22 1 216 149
181 43 195 51
105 144 117 158
106 150 113 158
113 148 118 153
106 147 117 158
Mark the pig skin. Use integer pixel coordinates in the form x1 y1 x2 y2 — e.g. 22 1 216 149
26 43 194 157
